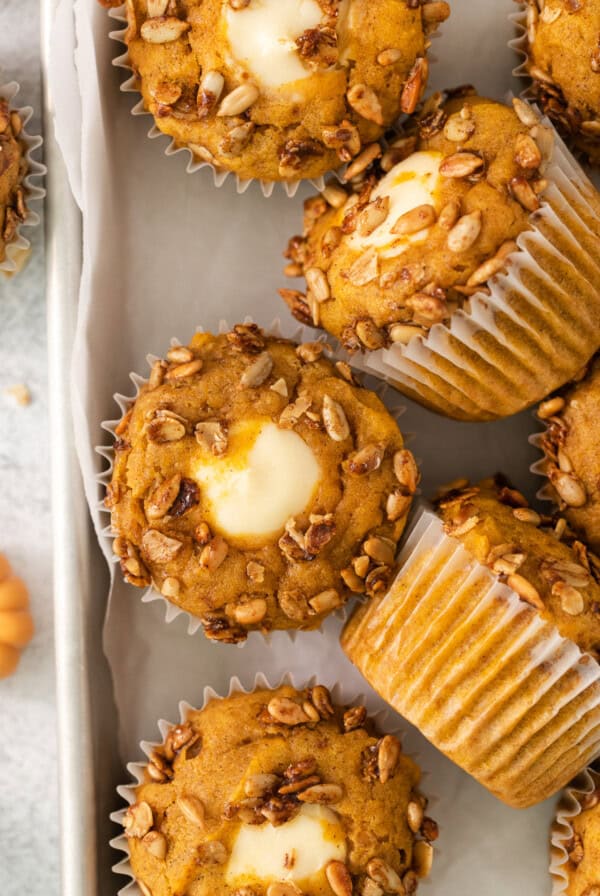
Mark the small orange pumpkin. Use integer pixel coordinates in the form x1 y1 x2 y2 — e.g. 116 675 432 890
0 553 34 678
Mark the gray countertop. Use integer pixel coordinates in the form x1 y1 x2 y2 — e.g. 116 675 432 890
0 2 58 893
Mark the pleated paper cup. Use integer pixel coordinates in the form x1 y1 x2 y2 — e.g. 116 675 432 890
0 81 45 277
353 109 600 422
341 505 600 809
110 672 438 896
107 5 326 198
97 318 409 643
550 766 600 896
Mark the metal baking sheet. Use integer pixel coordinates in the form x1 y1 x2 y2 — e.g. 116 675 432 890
42 1 596 894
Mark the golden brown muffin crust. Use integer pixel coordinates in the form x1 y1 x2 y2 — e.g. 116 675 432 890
538 355 600 554
122 685 436 896
0 99 28 265
107 325 418 641
522 0 600 163
436 476 600 656
280 91 548 352
123 0 449 181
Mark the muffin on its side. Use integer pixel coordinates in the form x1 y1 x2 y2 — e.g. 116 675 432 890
536 355 600 555
120 0 449 182
551 767 600 896
342 476 600 808
116 684 437 896
519 0 600 164
107 325 418 642
280 88 600 420
0 97 29 268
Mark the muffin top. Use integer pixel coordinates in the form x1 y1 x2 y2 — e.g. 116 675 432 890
538 355 600 554
436 476 600 657
0 98 28 266
562 770 600 896
123 0 449 182
522 0 600 161
107 325 418 641
121 684 436 896
280 90 552 352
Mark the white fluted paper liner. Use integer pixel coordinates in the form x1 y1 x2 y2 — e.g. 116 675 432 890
550 766 599 896
0 81 45 276
351 102 600 421
529 417 560 507
96 317 409 643
107 6 328 198
342 506 600 808
109 671 437 896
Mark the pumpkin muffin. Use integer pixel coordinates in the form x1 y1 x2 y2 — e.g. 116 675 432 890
0 97 29 269
551 767 600 896
280 88 600 421
119 0 449 183
106 325 418 642
536 355 600 554
115 683 437 896
342 476 600 808
519 0 600 165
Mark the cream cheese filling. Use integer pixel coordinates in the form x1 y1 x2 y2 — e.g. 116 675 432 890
226 804 347 885
348 151 444 259
224 0 325 88
193 419 320 540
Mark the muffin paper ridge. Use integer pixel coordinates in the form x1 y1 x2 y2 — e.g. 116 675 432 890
342 506 600 808
0 80 46 276
109 671 434 896
96 316 408 644
349 99 600 421
550 766 599 896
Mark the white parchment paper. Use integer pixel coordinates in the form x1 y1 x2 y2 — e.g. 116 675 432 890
50 1 576 892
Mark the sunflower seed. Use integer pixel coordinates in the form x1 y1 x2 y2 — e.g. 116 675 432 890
394 449 420 493
553 581 585 616
309 589 343 613
391 203 437 236
123 801 153 838
513 507 541 525
514 133 542 170
467 240 517 287
367 858 404 893
421 0 451 27
378 734 401 783
166 359 203 379
364 536 396 566
357 196 390 237
266 884 301 896
141 15 190 43
267 697 309 726
440 152 484 178
510 176 540 212
413 840 433 877
232 597 268 626
443 114 475 143
347 248 379 286
356 318 386 350
342 143 381 181
166 345 194 364
438 199 461 230
549 469 587 507
178 795 206 828
142 831 167 860
146 474 182 520
142 530 183 564
326 860 353 896
323 395 350 441
195 420 228 455
240 351 273 388
322 182 349 208
407 799 424 833
346 443 384 474
401 56 428 114
377 47 402 66
161 576 180 598
341 566 366 593
347 83 383 125
270 378 288 397
387 490 412 521
146 410 187 443
218 83 259 117
447 210 482 252
507 574 544 610
305 267 330 302
388 323 425 344
297 783 344 804
199 535 229 572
